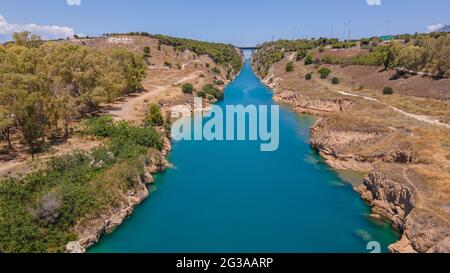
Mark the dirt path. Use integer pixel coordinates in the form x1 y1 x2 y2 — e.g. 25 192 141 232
0 139 100 178
107 73 200 122
338 91 450 129
402 167 450 225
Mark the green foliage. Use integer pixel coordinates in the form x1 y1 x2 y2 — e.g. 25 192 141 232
149 34 243 74
0 117 162 252
0 42 146 156
318 46 325 53
196 91 207 98
383 87 394 95
297 49 307 61
305 73 312 80
211 67 221 74
304 54 313 65
144 104 164 127
331 41 358 49
317 67 332 79
181 83 195 94
202 84 223 100
331 77 340 85
143 46 151 58
285 61 294 72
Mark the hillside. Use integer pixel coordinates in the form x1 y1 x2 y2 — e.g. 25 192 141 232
0 32 243 253
252 35 450 253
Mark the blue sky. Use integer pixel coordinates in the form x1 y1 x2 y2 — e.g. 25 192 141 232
0 0 449 45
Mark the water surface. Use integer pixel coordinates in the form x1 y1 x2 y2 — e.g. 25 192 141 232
90 60 399 253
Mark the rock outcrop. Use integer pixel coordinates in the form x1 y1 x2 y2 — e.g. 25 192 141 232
358 171 450 253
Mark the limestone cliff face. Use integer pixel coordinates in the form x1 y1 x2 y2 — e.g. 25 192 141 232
357 171 450 253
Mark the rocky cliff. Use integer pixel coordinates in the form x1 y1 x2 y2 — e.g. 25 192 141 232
357 171 450 253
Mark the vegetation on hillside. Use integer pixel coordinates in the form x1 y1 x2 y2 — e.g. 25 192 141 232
104 32 243 75
0 32 146 157
253 32 449 78
0 116 163 252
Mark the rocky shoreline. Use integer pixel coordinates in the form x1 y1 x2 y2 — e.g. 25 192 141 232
66 55 243 253
251 60 450 253
66 136 172 253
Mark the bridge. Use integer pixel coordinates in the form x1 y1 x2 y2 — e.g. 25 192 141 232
237 46 261 51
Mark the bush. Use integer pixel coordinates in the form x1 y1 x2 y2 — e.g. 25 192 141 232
202 84 224 100
305 73 312 80
196 91 207 98
297 49 307 61
285 61 294 72
164 61 172 68
304 54 313 65
211 67 221 74
318 46 325 53
144 104 164 127
383 87 394 95
85 116 115 137
181 83 194 94
143 46 151 58
331 77 340 84
317 67 332 79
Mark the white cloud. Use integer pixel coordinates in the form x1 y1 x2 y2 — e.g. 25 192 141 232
66 0 81 6
0 15 74 40
367 0 382 6
427 23 444 32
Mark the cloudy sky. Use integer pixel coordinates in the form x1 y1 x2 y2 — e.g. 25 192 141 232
0 0 448 45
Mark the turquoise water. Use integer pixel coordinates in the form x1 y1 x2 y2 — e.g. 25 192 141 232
90 60 399 253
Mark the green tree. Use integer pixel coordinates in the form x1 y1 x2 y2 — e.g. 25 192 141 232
143 46 151 58
384 45 396 70
297 49 307 61
317 67 332 79
304 54 313 65
397 45 426 71
182 83 195 94
285 61 294 72
144 104 164 127
0 107 14 150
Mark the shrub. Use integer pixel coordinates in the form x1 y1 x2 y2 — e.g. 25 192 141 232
305 73 312 80
304 54 313 65
196 91 207 98
144 104 164 127
85 116 115 137
199 74 206 78
297 49 307 61
317 67 332 79
211 67 221 74
143 46 151 58
181 83 195 94
164 61 172 68
285 61 294 72
383 87 394 95
318 46 325 53
331 77 340 84
202 84 224 100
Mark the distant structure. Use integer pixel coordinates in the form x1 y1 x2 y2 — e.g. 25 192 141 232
107 37 134 44
380 35 394 41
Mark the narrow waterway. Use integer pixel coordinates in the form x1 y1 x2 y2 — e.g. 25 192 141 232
90 59 399 253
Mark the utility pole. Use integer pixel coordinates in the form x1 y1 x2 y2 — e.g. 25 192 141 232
348 18 352 40
344 22 346 41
